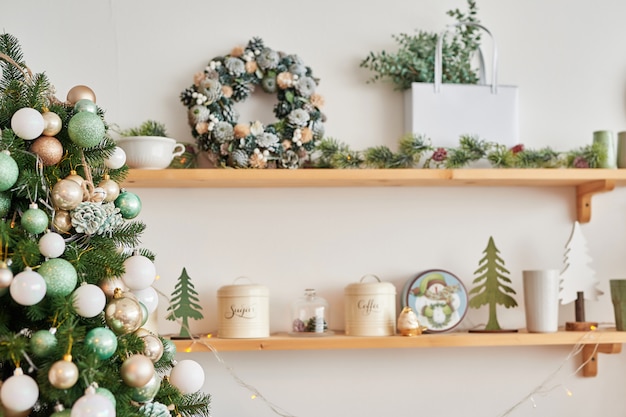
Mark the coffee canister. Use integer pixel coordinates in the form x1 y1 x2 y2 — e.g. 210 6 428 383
217 277 270 338
344 275 397 336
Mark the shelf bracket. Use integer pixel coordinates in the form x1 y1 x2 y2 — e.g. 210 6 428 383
576 180 615 223
581 343 622 377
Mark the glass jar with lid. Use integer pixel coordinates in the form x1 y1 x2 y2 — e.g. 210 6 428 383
290 289 331 336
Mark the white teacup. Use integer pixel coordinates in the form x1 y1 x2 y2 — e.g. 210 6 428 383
116 136 185 169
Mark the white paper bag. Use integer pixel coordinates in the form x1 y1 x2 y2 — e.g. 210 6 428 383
404 23 519 148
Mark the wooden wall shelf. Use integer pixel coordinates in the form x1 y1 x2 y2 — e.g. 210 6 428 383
172 330 626 377
122 168 626 223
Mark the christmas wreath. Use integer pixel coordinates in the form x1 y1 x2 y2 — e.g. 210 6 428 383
180 37 326 169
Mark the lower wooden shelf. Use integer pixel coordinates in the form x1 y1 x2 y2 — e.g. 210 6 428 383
170 329 626 377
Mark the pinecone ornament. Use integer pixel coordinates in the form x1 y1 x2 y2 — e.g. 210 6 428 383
139 402 170 417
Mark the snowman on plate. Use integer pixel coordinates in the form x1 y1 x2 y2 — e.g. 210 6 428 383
411 272 461 330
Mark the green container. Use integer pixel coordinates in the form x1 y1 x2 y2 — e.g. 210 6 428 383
609 279 626 330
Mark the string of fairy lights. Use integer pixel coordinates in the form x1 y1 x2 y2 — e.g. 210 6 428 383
157 285 611 417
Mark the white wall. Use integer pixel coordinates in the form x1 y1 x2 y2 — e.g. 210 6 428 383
5 1 626 416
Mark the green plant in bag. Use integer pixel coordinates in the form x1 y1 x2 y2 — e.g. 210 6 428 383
360 0 482 90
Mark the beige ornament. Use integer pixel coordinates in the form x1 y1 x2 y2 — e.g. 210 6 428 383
397 306 427 336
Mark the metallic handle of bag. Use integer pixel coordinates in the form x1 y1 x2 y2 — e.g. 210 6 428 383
434 21 498 94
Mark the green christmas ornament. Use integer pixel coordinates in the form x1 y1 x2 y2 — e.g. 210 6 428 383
38 258 78 297
84 327 118 359
0 191 11 217
114 190 142 219
30 329 57 357
95 387 116 408
73 98 98 114
131 373 161 402
67 111 105 148
160 337 177 363
21 203 49 234
139 301 149 326
0 150 18 192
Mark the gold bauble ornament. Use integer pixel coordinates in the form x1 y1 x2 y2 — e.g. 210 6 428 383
42 111 63 136
66 85 96 105
104 290 143 335
52 210 72 233
48 355 79 389
99 277 127 298
51 179 83 210
65 170 84 186
120 354 154 387
98 174 120 203
30 135 63 166
141 334 164 363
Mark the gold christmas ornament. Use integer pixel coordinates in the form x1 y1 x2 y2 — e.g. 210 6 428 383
120 354 154 387
30 135 63 166
52 210 72 233
48 355 79 389
141 334 164 363
66 84 96 105
99 277 127 298
104 290 143 335
64 170 84 186
51 179 83 210
97 174 120 203
42 111 62 136
397 306 427 336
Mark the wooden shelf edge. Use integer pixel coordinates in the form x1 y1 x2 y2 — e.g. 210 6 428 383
171 329 626 377
171 329 626 353
122 168 626 189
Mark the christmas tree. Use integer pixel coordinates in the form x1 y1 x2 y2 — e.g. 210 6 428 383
166 268 204 338
0 34 210 416
468 236 518 330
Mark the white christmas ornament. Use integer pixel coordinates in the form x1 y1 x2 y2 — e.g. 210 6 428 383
105 146 126 170
71 385 115 417
0 367 39 413
169 359 205 394
73 284 107 318
10 267 46 306
131 286 158 315
39 231 66 258
121 255 156 291
10 107 45 140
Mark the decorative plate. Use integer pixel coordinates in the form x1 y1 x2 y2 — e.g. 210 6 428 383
401 269 469 333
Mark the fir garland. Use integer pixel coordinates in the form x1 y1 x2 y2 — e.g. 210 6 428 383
313 134 604 169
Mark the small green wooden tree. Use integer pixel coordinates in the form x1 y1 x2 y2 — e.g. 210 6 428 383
469 236 518 330
167 267 204 337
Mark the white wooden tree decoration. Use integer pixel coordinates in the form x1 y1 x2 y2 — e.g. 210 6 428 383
560 221 603 330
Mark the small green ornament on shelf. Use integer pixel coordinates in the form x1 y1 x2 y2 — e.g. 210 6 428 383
166 267 204 338
468 236 518 332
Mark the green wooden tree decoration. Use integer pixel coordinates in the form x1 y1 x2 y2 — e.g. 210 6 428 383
166 267 204 338
468 236 518 330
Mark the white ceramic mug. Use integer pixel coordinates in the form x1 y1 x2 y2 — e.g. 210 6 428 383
116 136 185 169
523 269 560 333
